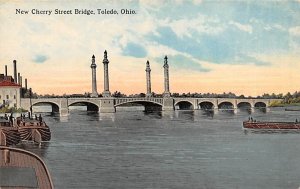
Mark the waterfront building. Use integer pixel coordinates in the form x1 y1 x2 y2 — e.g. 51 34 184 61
0 80 21 108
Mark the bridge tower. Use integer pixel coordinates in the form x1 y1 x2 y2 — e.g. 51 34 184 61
163 56 171 97
90 55 98 97
145 60 152 97
162 56 174 111
102 50 111 97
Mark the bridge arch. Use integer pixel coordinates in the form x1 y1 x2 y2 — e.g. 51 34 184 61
68 101 99 112
199 101 215 110
237 102 252 109
174 101 194 110
254 102 267 108
31 101 60 113
115 100 162 111
218 101 234 110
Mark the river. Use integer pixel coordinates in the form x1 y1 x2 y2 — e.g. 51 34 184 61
15 107 300 189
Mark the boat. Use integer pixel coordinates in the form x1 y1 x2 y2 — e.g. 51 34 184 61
0 118 21 146
16 116 51 143
285 108 300 111
0 146 54 189
243 120 300 130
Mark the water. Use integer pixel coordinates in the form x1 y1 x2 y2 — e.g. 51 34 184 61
16 107 300 189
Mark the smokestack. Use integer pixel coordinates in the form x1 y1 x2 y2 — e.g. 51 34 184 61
20 76 22 87
18 73 20 85
13 60 17 83
25 78 28 90
5 65 7 76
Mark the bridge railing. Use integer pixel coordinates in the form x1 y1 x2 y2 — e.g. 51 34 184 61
115 97 163 105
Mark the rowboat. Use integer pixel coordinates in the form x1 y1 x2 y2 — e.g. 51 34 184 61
0 119 21 146
17 117 51 143
0 146 53 189
243 120 300 130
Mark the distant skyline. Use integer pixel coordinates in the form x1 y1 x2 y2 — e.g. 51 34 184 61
0 0 300 96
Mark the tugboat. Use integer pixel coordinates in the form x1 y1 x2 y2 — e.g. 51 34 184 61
0 146 54 189
0 115 21 146
16 114 51 143
243 117 300 130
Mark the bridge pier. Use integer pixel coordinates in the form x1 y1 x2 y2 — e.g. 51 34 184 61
99 98 116 113
162 98 174 111
60 98 69 116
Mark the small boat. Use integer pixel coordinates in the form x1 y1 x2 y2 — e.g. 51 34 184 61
285 108 300 111
243 120 300 130
0 146 53 189
0 118 21 146
17 117 51 143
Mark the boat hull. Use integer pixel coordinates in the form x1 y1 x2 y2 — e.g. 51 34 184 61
17 118 51 142
0 146 53 189
243 121 300 130
0 127 21 146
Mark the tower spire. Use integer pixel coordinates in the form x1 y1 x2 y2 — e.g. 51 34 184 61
145 60 152 97
102 50 111 97
90 54 98 97
163 55 171 97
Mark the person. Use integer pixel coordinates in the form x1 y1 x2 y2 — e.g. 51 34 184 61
38 114 43 122
9 114 13 125
35 114 38 120
296 119 298 123
4 114 8 120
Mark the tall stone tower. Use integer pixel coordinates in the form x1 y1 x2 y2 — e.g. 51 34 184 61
163 56 171 97
102 50 111 97
90 55 98 97
145 60 152 97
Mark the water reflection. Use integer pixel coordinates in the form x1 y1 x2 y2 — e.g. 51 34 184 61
15 142 50 158
99 113 115 122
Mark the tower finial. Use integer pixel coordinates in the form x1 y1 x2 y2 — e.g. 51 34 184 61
92 54 95 58
164 55 168 64
104 50 107 59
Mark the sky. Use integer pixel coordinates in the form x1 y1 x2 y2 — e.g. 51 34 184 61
0 0 300 96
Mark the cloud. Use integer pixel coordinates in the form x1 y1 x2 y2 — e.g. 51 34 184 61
289 26 300 36
33 55 48 63
155 54 210 72
122 42 147 58
229 21 253 34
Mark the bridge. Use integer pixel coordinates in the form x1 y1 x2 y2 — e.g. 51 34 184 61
6 52 279 115
20 97 277 116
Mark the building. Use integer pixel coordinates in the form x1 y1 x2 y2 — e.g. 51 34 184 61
0 74 14 83
0 80 21 109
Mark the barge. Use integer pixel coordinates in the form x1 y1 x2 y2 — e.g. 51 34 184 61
0 118 21 146
243 120 300 130
16 116 51 143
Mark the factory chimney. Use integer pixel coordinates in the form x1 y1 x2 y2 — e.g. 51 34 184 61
5 65 7 76
13 60 17 83
25 78 28 90
18 73 21 85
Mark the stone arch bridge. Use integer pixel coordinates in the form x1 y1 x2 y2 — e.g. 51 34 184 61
21 97 278 115
20 97 278 115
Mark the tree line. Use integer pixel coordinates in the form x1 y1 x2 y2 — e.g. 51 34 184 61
32 91 300 101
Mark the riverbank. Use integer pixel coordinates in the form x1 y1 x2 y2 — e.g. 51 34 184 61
0 107 27 113
269 100 300 107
